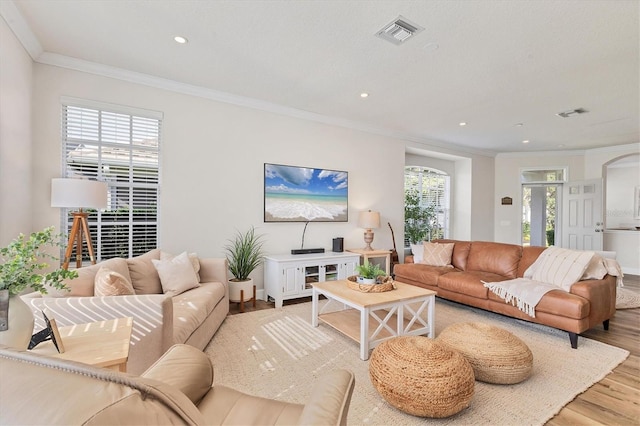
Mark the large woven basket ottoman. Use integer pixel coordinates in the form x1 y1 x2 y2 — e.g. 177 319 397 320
369 336 475 418
437 322 533 384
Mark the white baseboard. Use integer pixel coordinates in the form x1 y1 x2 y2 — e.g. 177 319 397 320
621 267 640 276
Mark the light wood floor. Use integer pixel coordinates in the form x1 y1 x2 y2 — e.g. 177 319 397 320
548 274 639 425
229 275 640 425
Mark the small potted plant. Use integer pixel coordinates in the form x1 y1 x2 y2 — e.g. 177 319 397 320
224 226 265 303
0 227 78 349
355 260 386 285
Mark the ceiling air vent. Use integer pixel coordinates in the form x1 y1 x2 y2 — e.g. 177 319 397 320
556 108 588 118
376 16 424 45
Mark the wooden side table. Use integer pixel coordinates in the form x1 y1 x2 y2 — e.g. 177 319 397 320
30 317 133 372
347 249 392 275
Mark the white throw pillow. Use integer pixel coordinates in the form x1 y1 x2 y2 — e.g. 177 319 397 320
161 250 201 281
94 266 135 297
531 246 594 291
420 242 455 267
410 243 425 263
152 252 201 296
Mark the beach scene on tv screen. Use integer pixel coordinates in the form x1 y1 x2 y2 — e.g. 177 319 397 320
265 163 348 222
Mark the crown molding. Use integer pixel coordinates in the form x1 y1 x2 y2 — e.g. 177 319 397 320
0 0 43 60
496 150 586 158
36 52 497 158
585 142 640 155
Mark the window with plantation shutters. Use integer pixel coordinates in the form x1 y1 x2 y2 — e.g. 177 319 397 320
404 166 450 246
61 98 162 262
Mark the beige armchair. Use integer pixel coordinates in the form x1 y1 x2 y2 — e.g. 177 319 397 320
0 344 355 425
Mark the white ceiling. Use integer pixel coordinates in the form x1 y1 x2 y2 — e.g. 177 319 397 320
3 0 639 155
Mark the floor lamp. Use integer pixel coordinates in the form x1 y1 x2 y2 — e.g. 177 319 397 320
51 178 108 270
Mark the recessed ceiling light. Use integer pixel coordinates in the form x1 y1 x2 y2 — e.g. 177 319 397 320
459 122 467 126
174 36 188 44
360 93 369 98
522 140 530 144
515 123 524 127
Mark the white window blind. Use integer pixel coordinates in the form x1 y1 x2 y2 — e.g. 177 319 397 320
404 166 450 245
61 100 161 261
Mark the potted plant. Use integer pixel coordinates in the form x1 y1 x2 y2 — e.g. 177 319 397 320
355 260 386 284
404 189 438 244
0 227 78 349
224 226 265 303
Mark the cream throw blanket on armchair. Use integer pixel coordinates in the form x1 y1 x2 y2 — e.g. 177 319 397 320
483 247 623 318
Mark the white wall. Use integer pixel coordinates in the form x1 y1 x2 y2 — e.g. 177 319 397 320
0 17 33 245
404 150 495 243
495 145 640 273
494 152 584 244
590 144 640 274
30 63 409 293
606 160 640 228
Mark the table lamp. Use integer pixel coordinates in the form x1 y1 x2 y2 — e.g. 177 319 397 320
358 210 380 251
51 178 108 269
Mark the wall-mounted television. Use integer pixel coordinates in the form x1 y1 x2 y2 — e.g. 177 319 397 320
264 163 348 222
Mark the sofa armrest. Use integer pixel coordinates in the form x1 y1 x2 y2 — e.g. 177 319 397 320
570 275 617 324
142 344 214 405
22 292 174 375
299 369 355 426
199 258 229 300
199 258 228 284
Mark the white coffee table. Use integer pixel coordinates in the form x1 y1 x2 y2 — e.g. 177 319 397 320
311 279 436 360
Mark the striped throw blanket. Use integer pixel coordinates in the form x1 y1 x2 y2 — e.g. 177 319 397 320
483 247 623 318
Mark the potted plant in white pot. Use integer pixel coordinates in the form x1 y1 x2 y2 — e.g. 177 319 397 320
224 226 265 304
355 260 386 285
0 227 78 349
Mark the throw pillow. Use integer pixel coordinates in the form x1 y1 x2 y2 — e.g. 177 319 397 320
531 246 594 291
580 254 608 280
151 251 201 296
410 243 425 263
420 242 455 267
127 248 162 294
161 250 201 281
94 266 135 297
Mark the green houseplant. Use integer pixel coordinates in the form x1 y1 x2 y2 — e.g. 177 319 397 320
355 260 386 284
404 189 438 244
0 227 78 349
224 226 265 302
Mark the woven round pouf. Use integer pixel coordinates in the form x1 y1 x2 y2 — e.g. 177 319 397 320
437 322 533 384
369 336 474 418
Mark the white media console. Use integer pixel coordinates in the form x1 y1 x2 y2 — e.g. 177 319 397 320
264 252 360 308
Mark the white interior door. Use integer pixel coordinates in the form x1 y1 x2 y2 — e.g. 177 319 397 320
561 179 603 250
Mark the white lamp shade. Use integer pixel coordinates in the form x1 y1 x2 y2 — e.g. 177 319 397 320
358 210 380 230
51 178 108 209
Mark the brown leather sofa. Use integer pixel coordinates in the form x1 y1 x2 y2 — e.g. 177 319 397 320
394 240 616 348
0 344 355 425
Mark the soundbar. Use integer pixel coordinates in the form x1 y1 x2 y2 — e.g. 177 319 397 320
291 248 325 255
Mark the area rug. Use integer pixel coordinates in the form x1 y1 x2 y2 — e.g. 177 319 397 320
205 299 629 426
617 287 640 309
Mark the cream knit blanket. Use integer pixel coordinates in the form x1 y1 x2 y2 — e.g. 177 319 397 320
483 250 624 318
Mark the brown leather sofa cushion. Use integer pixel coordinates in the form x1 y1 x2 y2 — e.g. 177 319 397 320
434 239 471 270
437 271 506 299
518 246 547 277
393 263 455 287
465 241 522 279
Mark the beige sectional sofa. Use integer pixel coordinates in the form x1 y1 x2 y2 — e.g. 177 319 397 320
23 249 229 374
394 240 617 348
